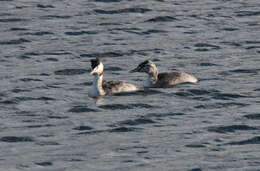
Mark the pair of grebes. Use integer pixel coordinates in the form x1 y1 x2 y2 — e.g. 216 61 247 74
89 58 197 97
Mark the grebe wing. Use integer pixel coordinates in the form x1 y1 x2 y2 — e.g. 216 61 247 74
157 71 197 87
103 80 137 94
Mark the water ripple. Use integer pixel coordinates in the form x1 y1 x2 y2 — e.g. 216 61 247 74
14 96 56 102
68 106 99 113
145 16 178 22
65 31 97 36
225 136 260 145
77 126 142 135
41 15 72 20
0 38 31 45
109 126 141 133
98 103 156 110
73 126 93 131
117 117 156 126
0 136 34 143
244 113 260 120
23 31 54 36
20 78 42 82
0 18 28 22
194 43 221 51
35 162 52 166
37 4 55 8
185 144 206 148
54 69 89 76
235 11 260 17
94 8 151 15
95 0 123 2
80 52 124 58
208 125 258 133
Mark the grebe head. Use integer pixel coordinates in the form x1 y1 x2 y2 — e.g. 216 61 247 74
130 60 157 74
90 58 104 76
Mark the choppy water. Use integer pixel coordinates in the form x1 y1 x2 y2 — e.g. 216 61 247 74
0 0 260 170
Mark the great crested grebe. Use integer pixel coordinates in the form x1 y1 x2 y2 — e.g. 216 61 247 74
89 58 138 97
130 60 197 88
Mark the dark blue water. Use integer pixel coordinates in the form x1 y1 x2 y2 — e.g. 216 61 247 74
0 0 260 170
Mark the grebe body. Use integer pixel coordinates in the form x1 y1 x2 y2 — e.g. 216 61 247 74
130 60 197 88
89 58 138 97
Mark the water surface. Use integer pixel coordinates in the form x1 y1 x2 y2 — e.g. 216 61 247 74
0 0 260 170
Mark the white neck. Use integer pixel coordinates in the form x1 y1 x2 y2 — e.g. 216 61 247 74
144 75 153 88
89 74 105 97
144 69 158 88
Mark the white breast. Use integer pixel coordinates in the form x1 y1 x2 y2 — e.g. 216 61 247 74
144 78 152 88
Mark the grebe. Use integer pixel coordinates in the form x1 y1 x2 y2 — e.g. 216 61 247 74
130 60 197 88
89 58 138 97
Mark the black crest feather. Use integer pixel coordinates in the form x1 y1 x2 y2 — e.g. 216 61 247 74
138 60 150 68
91 58 101 69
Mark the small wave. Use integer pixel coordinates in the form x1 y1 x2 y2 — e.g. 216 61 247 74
244 113 260 120
65 31 97 36
0 136 34 143
77 126 142 135
0 18 28 22
188 168 202 171
199 62 219 66
185 144 206 148
0 38 31 45
68 106 99 113
73 126 93 131
26 124 53 128
225 136 260 145
98 103 155 110
117 117 156 126
35 162 52 166
23 31 54 36
45 58 58 62
235 11 260 17
47 115 69 119
229 68 260 74
9 27 28 31
36 141 60 146
95 0 122 2
207 125 258 133
242 40 260 45
222 27 239 31
14 96 55 102
194 43 221 51
41 15 72 19
12 88 31 93
105 66 122 71
94 8 151 15
37 4 55 8
146 112 185 118
54 69 89 76
176 89 249 101
141 29 167 35
109 126 141 133
80 51 123 58
145 16 178 22
221 41 242 47
195 102 249 109
0 100 18 105
212 92 249 100
20 78 42 82
245 46 260 49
